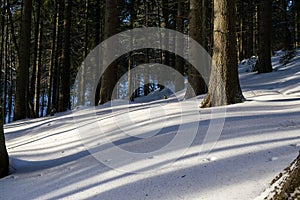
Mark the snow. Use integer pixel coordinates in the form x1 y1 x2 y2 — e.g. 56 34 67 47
1 51 300 200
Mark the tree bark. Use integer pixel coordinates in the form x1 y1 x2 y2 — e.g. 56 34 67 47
34 21 43 117
185 0 206 99
59 0 72 111
201 0 244 107
0 107 9 178
175 0 185 92
256 0 272 73
47 0 59 115
14 0 32 120
99 0 118 104
30 0 41 118
52 0 64 112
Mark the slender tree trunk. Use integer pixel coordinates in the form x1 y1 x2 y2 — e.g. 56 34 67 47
296 0 300 47
52 1 64 112
0 107 9 178
281 0 292 50
8 65 13 122
256 0 272 73
4 19 9 122
245 0 254 58
30 0 41 118
99 0 118 104
185 0 206 98
175 0 185 92
15 0 32 120
1 3 6 112
6 0 19 56
34 22 43 117
143 0 150 96
47 0 59 114
59 0 72 111
201 0 244 107
94 0 102 105
78 0 89 106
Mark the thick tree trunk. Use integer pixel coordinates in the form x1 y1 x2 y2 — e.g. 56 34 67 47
185 0 206 99
14 0 32 120
201 0 244 107
256 0 272 73
99 0 118 104
0 108 9 178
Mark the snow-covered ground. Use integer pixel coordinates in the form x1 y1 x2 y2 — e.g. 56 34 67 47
1 51 300 200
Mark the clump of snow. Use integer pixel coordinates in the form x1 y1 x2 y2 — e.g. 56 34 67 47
238 56 257 73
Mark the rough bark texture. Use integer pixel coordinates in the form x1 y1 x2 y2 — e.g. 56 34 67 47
185 0 206 99
262 152 300 199
0 108 9 178
256 0 272 73
14 0 32 120
201 0 244 107
99 0 118 105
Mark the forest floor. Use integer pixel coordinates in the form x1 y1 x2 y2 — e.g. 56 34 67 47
1 50 300 200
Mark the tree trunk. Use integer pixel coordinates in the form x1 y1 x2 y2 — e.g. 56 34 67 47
201 0 244 107
0 107 9 178
59 0 71 111
34 21 43 117
4 17 9 122
1 3 7 115
99 0 118 104
14 0 32 120
185 0 206 98
47 0 59 115
6 0 19 56
296 0 300 47
30 0 41 118
245 0 254 58
78 0 89 106
256 0 272 73
52 0 64 112
175 0 185 92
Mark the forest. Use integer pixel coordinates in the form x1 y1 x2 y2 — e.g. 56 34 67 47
0 0 300 199
0 0 298 122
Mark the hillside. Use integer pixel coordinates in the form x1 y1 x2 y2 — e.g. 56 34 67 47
0 51 300 200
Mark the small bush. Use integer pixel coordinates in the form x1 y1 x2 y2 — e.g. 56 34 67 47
279 50 296 66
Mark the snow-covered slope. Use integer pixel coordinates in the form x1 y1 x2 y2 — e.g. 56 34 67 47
1 51 300 200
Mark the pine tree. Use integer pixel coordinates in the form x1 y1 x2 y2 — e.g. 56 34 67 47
99 0 118 104
14 0 33 120
59 0 72 111
201 0 244 107
185 0 206 98
256 0 272 73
